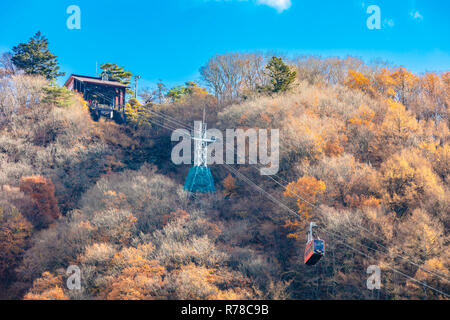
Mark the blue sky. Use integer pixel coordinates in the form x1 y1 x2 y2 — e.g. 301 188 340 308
0 0 449 89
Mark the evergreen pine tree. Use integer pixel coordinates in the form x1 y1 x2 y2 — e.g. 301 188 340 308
265 56 297 93
11 31 64 80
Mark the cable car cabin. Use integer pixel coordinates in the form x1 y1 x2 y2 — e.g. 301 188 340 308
304 239 325 265
304 222 324 266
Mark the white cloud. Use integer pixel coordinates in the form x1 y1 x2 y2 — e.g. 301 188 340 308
256 0 292 12
410 10 423 21
205 0 292 13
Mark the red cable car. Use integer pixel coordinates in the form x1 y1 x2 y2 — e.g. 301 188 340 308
304 222 325 266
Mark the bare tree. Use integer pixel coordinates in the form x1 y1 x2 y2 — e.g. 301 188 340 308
139 87 157 104
0 52 16 78
156 80 167 104
294 56 367 86
200 53 268 105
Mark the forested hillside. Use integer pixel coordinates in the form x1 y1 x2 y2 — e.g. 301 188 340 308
0 53 448 300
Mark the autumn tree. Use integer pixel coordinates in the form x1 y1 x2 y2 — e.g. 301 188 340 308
441 71 450 108
105 244 166 300
125 98 153 129
0 205 32 284
167 81 209 102
24 272 68 300
170 264 254 300
373 68 396 98
382 208 448 299
19 176 61 228
283 176 326 237
391 67 419 107
379 150 444 216
420 72 446 122
223 174 237 198
345 69 373 95
371 99 420 163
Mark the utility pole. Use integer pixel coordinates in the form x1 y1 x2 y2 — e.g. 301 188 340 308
134 75 141 99
157 79 166 105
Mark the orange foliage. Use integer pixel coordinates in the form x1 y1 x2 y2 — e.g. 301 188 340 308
173 264 253 300
223 174 237 198
373 68 397 98
419 142 449 181
107 259 166 300
19 176 61 228
283 219 302 239
0 206 33 280
107 244 165 300
323 134 347 157
105 243 166 300
345 70 373 94
344 194 381 209
283 176 326 221
421 73 441 99
390 67 419 105
370 99 419 163
379 150 444 216
349 105 375 127
442 71 450 103
24 272 69 300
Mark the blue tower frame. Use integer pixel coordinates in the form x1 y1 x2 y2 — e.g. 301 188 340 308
184 120 216 193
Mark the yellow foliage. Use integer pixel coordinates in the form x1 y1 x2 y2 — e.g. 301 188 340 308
415 258 449 281
284 176 326 221
345 70 373 94
371 99 420 163
380 150 445 216
383 98 419 132
349 105 375 127
421 72 442 100
373 68 397 98
106 243 165 300
360 196 381 208
323 134 347 157
173 264 252 300
390 67 419 104
24 272 69 300
283 219 301 239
